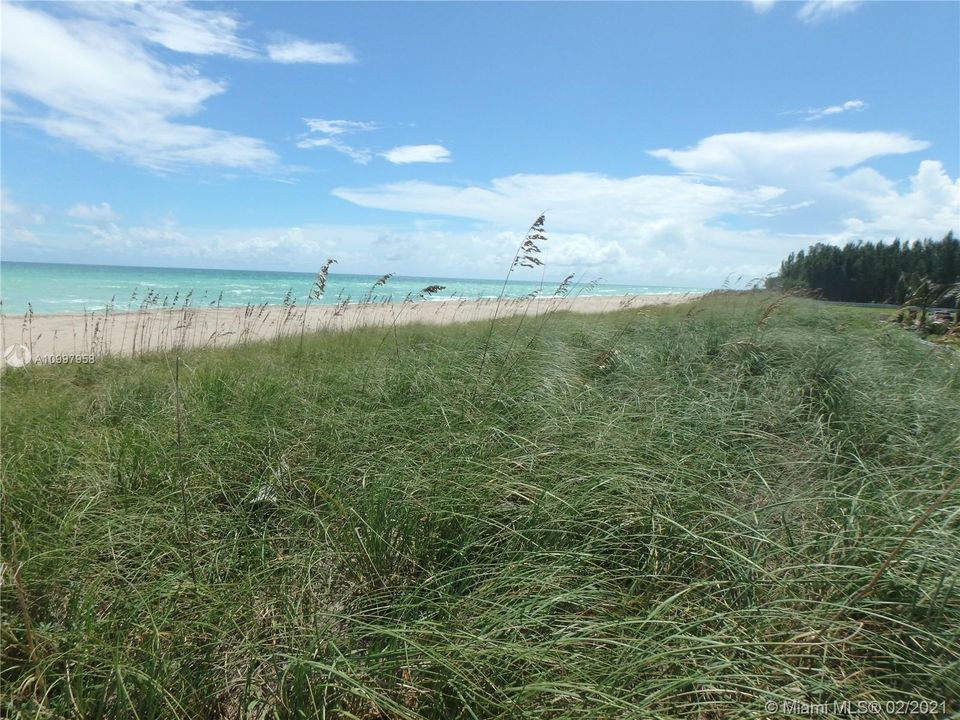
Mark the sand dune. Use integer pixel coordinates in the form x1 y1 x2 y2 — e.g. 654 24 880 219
1 293 700 366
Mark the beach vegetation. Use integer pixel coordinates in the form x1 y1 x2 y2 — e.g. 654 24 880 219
2 291 958 718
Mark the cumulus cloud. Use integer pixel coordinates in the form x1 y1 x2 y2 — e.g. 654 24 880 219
381 145 452 164
331 171 791 282
330 128 956 284
0 2 279 172
6 122 955 286
648 130 927 182
836 161 960 242
266 40 356 64
67 202 120 222
12 137 956 284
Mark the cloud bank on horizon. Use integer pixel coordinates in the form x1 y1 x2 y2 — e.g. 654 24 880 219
1 0 957 286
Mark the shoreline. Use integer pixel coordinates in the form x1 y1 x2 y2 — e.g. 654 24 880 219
1 292 701 365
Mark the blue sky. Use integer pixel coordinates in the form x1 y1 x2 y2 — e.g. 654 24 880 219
1 0 958 286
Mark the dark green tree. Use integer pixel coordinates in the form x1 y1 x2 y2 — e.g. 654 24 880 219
766 232 958 306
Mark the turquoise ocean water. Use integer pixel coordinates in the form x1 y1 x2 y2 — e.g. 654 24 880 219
0 262 709 315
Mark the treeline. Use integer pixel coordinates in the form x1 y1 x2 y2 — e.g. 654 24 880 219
766 232 959 305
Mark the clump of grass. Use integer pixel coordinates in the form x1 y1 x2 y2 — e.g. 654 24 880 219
364 272 395 306
553 272 575 297
474 215 547 386
382 284 447 359
300 258 337 352
415 284 446 300
2 293 958 718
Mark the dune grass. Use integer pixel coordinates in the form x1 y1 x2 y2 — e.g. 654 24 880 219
2 292 958 718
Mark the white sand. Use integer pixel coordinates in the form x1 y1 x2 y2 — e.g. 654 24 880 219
1 293 700 366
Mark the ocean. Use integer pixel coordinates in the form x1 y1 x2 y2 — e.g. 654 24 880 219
0 261 709 315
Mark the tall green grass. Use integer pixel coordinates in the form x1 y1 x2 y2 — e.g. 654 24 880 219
2 293 958 718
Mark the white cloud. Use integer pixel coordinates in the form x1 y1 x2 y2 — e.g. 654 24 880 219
67 202 119 222
1 94 21 113
331 171 791 283
297 117 377 164
128 214 188 246
2 4 220 118
305 119 378 135
648 130 927 182
835 161 960 242
1 188 46 248
748 0 861 23
1 187 45 226
381 145 452 164
800 99 867 121
82 222 128 249
64 200 127 248
329 129 956 283
797 0 861 24
818 99 866 117
334 173 782 229
70 4 356 65
1 187 23 218
0 2 278 172
9 140 957 285
545 233 625 267
296 137 373 164
5 122 954 286
746 200 817 218
297 122 452 166
749 0 778 14
73 1 256 58
266 39 356 64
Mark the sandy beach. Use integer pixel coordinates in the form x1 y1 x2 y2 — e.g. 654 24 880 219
1 293 700 366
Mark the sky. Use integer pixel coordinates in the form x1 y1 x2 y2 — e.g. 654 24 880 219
1 0 958 287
